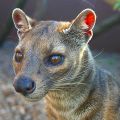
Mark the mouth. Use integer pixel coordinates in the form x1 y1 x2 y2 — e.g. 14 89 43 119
20 89 47 102
24 96 41 102
22 93 42 102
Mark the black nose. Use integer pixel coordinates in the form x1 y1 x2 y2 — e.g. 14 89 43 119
13 76 36 95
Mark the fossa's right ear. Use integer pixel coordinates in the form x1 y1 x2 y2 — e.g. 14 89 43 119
12 8 36 34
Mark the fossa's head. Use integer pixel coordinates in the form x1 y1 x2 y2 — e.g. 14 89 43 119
12 8 96 101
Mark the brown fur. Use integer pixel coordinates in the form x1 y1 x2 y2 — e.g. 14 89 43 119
12 8 120 120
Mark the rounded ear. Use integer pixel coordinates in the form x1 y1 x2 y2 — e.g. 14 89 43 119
12 8 36 32
64 9 96 41
71 8 96 31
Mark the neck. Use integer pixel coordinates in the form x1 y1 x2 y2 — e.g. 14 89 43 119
45 47 100 120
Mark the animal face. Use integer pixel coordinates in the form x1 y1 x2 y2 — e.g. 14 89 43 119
12 8 96 101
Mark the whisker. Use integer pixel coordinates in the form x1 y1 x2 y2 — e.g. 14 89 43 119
93 50 104 59
50 68 90 89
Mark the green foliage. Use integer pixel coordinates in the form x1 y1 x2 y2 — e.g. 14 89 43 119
114 1 120 10
104 0 120 11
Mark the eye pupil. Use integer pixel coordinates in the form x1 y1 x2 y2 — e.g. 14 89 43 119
15 51 23 63
51 56 61 64
46 54 64 66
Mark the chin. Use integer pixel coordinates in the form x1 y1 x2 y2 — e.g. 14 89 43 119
23 91 47 102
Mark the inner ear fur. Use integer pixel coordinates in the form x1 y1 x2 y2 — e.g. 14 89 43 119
71 8 96 31
12 8 36 33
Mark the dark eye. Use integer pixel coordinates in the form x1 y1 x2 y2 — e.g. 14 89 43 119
45 54 64 66
14 50 23 63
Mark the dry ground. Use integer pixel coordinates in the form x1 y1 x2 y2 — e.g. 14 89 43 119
0 41 120 120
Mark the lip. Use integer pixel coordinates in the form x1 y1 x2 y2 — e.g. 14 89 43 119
24 96 40 102
23 90 47 102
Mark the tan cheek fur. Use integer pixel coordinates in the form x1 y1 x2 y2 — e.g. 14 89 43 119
13 61 22 74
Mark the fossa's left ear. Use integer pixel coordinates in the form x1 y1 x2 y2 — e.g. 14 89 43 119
65 9 96 41
72 8 96 40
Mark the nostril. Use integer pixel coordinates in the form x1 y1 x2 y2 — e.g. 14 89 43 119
13 76 36 95
25 80 36 93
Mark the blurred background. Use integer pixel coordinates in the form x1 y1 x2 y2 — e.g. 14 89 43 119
0 0 120 120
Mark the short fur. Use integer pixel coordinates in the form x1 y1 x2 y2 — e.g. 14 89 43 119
12 8 120 120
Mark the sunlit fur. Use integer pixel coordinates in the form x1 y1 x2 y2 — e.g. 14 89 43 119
12 8 120 120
